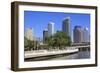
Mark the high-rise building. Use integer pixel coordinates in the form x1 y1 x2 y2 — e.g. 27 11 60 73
43 29 48 43
62 17 71 37
48 22 54 37
25 28 34 41
73 26 83 43
83 27 90 43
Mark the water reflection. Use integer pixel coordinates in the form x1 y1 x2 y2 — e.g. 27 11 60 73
53 51 90 60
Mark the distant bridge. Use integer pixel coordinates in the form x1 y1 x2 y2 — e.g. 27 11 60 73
71 42 90 46
69 45 90 51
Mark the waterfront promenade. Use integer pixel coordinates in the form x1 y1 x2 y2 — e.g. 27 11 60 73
25 45 90 58
25 47 78 59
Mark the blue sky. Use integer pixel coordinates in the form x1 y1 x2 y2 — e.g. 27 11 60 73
24 11 90 40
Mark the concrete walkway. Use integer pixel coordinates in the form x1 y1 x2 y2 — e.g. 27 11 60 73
25 47 79 58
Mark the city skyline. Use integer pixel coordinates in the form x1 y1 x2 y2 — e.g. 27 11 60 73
24 11 90 41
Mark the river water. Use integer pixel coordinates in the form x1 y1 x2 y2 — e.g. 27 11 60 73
53 51 90 60
25 50 90 61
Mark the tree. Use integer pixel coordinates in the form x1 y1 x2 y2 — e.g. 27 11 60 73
24 37 35 50
47 36 55 49
47 31 71 49
24 37 29 48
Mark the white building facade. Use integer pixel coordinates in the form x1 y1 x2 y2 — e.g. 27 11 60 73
48 22 55 36
83 27 90 43
25 28 34 41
